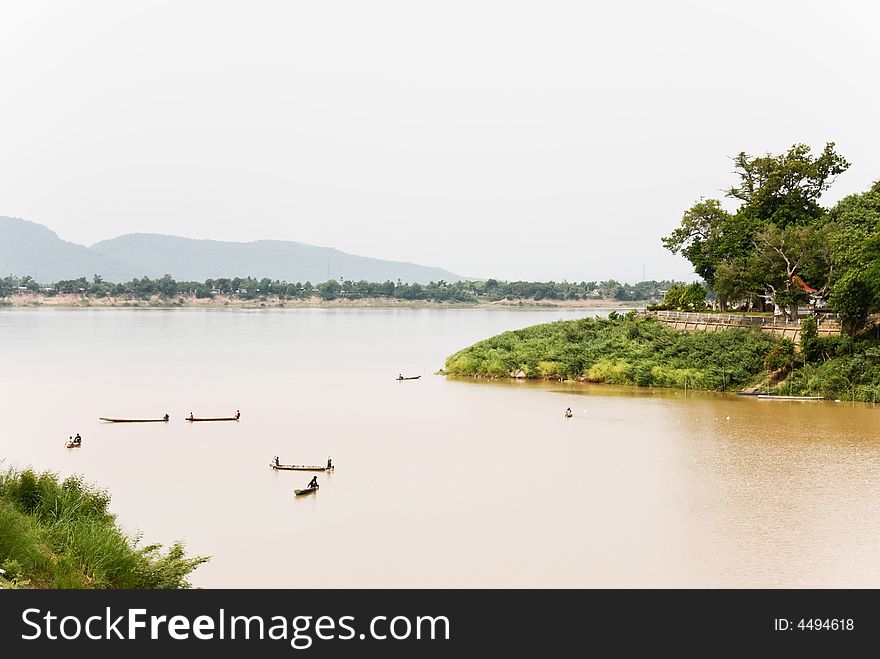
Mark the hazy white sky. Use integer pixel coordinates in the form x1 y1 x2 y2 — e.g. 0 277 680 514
0 1 877 282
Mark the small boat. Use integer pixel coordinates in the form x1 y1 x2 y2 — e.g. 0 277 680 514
564 412 572 418
734 392 763 396
294 485 319 496
270 463 334 472
757 395 823 401
99 416 169 423
65 441 81 449
186 412 240 422
396 375 421 381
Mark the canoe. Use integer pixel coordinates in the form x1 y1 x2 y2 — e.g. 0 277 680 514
100 417 169 423
734 392 763 396
65 442 81 448
396 375 421 381
270 463 334 471
294 485 319 496
186 416 240 422
757 395 823 401
564 413 572 418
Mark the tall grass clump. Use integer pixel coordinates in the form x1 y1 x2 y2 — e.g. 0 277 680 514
0 468 208 589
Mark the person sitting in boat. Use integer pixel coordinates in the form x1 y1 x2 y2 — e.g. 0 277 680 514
188 412 194 420
564 407 572 417
308 476 318 489
235 410 240 420
163 413 169 421
326 457 332 469
74 433 82 444
398 374 403 380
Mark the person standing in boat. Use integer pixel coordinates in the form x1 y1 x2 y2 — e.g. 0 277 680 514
235 410 240 420
326 456 332 470
308 475 318 489
274 455 280 466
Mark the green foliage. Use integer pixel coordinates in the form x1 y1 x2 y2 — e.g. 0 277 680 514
800 316 820 363
0 468 208 589
663 142 854 318
655 283 706 311
445 315 779 390
763 339 795 371
782 337 880 401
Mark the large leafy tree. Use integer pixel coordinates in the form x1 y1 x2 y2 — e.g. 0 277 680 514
825 182 880 332
663 143 849 317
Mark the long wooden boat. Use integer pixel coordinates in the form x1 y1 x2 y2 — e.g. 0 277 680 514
396 375 421 381
294 485 319 496
735 392 763 396
186 415 240 422
270 463 334 472
757 395 823 401
65 441 81 448
100 417 169 423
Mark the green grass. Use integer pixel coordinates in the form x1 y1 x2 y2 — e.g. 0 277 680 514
776 336 880 402
0 468 208 589
444 312 781 391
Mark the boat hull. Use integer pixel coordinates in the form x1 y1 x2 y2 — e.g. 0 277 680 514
757 395 823 400
100 418 169 423
294 486 319 496
270 464 333 471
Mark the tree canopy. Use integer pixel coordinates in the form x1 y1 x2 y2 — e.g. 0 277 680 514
662 143 880 332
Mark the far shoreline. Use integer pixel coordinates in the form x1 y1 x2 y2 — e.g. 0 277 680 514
0 293 644 310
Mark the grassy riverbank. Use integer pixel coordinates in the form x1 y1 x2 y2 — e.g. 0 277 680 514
444 313 782 391
0 468 207 589
444 313 880 401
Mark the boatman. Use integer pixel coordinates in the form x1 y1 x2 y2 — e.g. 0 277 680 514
326 456 332 469
74 433 82 444
235 410 241 420
188 412 194 421
274 456 280 466
163 413 169 422
308 475 318 489
565 407 572 417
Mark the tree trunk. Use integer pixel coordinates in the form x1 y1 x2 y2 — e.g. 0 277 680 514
788 302 798 321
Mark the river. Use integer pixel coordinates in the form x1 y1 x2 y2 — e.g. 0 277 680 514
2 307 880 587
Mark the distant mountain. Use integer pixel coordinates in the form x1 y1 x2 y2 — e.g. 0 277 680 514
0 217 466 284
0 217 132 282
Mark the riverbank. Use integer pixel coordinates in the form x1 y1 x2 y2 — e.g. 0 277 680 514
444 313 779 390
444 313 880 401
0 293 643 310
0 468 207 589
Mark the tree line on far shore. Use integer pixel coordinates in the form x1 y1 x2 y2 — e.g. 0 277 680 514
0 275 680 304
